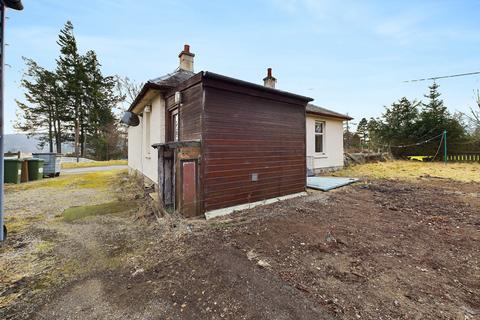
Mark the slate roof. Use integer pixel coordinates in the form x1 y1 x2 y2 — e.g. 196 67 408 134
128 69 195 111
306 103 352 120
149 69 195 87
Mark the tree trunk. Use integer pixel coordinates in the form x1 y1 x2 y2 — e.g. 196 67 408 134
75 118 80 162
47 109 53 153
80 124 84 157
56 119 62 154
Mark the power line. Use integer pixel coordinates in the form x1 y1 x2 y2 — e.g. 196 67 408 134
383 133 443 148
404 71 480 83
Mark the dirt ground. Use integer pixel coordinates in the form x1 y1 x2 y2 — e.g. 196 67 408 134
1 170 479 320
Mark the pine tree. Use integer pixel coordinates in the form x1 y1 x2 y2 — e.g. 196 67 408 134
17 21 126 159
418 82 448 136
15 58 63 152
382 97 420 143
419 82 465 141
366 118 382 151
82 50 123 160
356 117 368 149
56 21 84 158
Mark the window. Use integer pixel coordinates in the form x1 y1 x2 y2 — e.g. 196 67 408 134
144 109 151 156
169 108 179 142
315 121 325 153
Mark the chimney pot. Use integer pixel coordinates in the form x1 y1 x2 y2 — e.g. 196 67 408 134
184 44 190 53
263 67 277 89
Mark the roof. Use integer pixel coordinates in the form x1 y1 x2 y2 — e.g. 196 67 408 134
4 0 24 10
128 69 195 112
306 103 352 120
150 69 195 87
203 72 313 103
129 69 312 112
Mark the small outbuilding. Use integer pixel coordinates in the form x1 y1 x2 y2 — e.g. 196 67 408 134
124 45 350 218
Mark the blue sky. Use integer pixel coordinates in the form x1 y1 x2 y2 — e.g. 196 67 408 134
5 0 480 133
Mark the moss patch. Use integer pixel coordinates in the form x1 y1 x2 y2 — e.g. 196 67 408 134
62 200 138 222
4 215 44 235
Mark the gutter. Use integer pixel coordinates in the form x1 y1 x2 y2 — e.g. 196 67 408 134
127 82 163 112
306 110 353 121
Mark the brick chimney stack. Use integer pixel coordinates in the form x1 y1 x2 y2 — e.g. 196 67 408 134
263 68 277 88
179 44 195 72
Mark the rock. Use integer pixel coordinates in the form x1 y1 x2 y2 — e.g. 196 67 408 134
325 231 337 243
257 260 271 268
246 249 258 261
131 268 144 277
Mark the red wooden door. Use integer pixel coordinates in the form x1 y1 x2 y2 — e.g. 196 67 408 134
181 160 197 217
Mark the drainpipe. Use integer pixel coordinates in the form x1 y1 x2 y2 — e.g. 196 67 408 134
1 0 23 242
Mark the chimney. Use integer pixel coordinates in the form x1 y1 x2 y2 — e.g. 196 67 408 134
179 44 195 72
263 68 277 88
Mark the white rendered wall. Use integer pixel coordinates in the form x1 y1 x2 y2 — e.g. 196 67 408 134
127 94 165 183
306 115 345 171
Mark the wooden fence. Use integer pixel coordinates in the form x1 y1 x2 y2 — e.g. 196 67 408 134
447 153 480 162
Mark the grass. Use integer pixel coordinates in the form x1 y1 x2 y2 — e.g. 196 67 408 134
5 169 126 192
335 160 480 182
62 200 138 222
3 215 44 235
61 159 127 169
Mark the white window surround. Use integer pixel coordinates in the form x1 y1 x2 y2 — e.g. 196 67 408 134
315 120 326 155
144 109 151 157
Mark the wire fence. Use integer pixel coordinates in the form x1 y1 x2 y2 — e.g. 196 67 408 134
376 132 480 163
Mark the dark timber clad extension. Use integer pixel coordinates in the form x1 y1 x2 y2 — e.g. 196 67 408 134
154 71 312 217
202 74 310 212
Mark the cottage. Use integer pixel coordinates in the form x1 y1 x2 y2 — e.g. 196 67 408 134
305 104 352 175
123 45 350 218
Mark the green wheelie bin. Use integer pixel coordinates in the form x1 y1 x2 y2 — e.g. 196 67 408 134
4 159 22 184
27 158 45 181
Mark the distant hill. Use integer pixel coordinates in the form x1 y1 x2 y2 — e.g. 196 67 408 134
4 133 74 153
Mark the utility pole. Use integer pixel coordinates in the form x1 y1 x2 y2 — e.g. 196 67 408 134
1 0 24 242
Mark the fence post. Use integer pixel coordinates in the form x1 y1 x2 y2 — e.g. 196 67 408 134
443 130 447 165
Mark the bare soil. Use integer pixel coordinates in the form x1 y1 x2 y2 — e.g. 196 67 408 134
1 176 479 320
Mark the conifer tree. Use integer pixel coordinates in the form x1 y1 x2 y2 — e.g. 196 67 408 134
56 20 84 158
15 59 64 152
16 21 126 159
82 50 122 159
356 117 368 149
419 82 465 141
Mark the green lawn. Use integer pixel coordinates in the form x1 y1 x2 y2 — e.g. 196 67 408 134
5 170 126 192
61 159 127 169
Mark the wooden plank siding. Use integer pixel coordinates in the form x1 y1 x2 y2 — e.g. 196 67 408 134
165 81 203 142
202 82 308 212
178 82 203 141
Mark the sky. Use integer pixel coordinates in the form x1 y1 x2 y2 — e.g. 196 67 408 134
4 0 480 133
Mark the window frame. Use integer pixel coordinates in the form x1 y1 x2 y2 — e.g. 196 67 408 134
172 108 179 142
314 120 326 154
144 109 151 157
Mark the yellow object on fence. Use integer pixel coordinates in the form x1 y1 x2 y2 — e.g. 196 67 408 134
407 156 433 162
